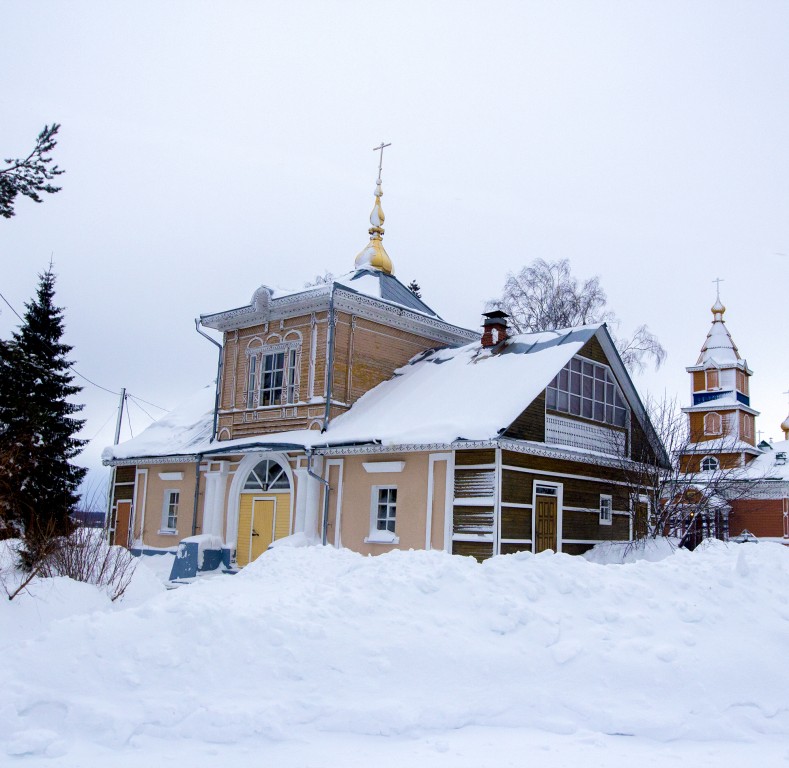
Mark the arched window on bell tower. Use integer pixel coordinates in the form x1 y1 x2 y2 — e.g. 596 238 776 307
704 412 722 436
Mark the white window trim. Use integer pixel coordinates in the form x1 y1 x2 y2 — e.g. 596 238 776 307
365 485 400 544
704 411 722 436
160 488 180 534
244 341 301 409
599 494 613 526
700 456 720 472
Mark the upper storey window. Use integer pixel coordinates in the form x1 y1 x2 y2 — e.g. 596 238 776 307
546 357 628 428
705 368 719 390
246 342 300 409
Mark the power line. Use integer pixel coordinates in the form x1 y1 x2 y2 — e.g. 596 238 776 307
2 287 168 411
127 394 156 422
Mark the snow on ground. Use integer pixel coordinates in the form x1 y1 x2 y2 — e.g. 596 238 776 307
1 542 789 766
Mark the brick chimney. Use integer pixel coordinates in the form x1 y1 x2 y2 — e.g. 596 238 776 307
481 310 509 348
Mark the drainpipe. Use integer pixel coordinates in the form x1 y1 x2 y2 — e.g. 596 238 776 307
307 449 331 546
194 318 223 442
191 454 203 536
322 285 336 432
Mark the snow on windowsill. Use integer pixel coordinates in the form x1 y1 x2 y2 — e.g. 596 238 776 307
364 533 400 545
157 529 179 536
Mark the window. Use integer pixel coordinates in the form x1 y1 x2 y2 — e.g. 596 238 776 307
742 415 752 439
700 456 719 472
704 412 722 436
705 368 719 390
162 490 179 532
546 358 628 428
736 369 748 395
366 486 399 543
245 343 300 408
599 495 612 525
243 459 290 491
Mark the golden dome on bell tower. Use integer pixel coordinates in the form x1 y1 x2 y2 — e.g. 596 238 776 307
354 142 394 276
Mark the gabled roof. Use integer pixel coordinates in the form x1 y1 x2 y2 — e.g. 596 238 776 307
104 324 665 467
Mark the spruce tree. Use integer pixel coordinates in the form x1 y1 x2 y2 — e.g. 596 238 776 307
0 269 86 566
407 280 422 299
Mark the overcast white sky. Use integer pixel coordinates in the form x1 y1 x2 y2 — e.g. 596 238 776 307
2 1 788 486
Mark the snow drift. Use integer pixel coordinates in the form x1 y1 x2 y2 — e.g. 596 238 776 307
1 542 788 764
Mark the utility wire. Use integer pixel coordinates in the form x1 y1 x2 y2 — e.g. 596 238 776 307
124 394 134 438
1 288 168 411
127 394 156 422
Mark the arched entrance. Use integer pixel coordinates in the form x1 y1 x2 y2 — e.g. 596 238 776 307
236 457 292 566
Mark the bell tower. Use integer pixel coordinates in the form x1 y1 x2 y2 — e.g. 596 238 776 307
680 284 760 472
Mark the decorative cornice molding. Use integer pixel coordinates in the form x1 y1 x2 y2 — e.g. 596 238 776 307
200 283 476 346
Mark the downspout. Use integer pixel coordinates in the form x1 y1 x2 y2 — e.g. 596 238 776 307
322 285 337 432
194 318 223 442
191 454 202 536
307 449 331 546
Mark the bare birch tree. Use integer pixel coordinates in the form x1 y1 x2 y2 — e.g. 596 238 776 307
493 258 666 374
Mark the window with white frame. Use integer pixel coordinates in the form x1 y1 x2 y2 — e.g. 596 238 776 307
366 486 398 542
705 367 719 390
700 456 719 472
546 357 628 428
162 489 179 532
599 494 612 525
704 411 722 436
246 343 300 408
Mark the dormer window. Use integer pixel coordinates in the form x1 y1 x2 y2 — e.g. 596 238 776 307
704 412 722 436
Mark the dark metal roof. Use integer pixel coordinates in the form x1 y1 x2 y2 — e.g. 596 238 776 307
348 269 441 318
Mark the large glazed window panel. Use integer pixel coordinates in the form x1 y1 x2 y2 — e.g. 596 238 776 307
547 357 628 428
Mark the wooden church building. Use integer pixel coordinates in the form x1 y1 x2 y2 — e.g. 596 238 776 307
679 292 789 541
103 162 669 576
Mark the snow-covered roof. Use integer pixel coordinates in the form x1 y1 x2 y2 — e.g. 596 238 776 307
738 440 789 481
694 303 742 367
102 385 215 462
104 324 659 464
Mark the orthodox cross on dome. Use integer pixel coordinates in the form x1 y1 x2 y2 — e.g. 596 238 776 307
373 141 391 185
711 277 725 320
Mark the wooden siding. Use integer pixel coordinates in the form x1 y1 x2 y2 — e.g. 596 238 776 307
115 466 136 484
455 449 495 466
453 506 494 536
504 391 546 441
692 371 705 391
563 510 629 540
454 468 495 498
562 543 595 556
452 540 494 562
577 335 607 364
502 450 629 485
501 506 531 539
500 542 532 555
332 312 438 407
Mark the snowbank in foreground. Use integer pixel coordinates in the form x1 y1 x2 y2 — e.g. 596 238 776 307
1 542 788 764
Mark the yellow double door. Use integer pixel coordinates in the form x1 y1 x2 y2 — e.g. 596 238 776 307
236 492 290 566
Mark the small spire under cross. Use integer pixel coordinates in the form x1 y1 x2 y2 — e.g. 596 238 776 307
373 142 391 184
712 277 724 301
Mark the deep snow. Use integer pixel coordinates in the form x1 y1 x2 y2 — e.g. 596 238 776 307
1 541 788 766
